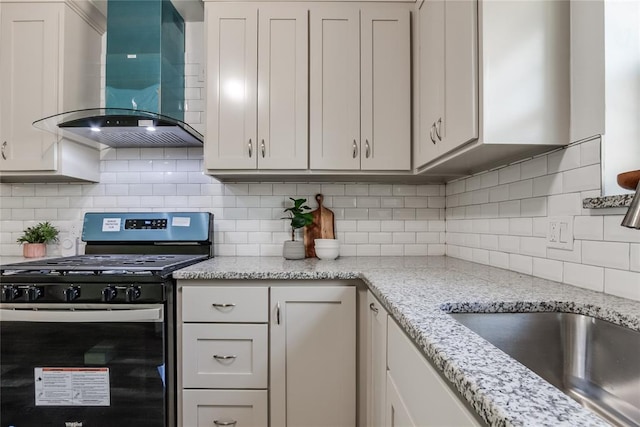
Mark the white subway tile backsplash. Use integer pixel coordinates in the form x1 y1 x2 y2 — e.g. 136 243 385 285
509 218 532 236
508 180 533 200
369 184 393 196
498 235 519 253
489 185 509 203
604 268 640 301
582 241 630 270
632 245 640 272
563 262 604 292
520 197 547 217
357 197 381 208
369 232 393 244
562 164 600 193
480 234 499 250
510 254 533 275
532 258 563 282
499 164 521 184
604 216 640 243
357 245 381 256
548 193 582 216
480 171 499 188
519 236 547 257
490 251 510 269
520 156 547 180
532 173 563 196
547 241 582 263
498 201 520 218
547 145 580 173
580 138 600 166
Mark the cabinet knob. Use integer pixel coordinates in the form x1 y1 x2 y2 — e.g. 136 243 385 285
214 421 237 426
365 139 370 158
352 140 358 158
1 141 6 160
248 139 253 158
369 302 379 314
261 139 266 158
435 118 443 141
429 123 437 144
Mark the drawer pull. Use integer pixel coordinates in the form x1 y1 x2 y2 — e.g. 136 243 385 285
212 303 236 309
213 354 237 361
369 302 379 314
214 420 237 426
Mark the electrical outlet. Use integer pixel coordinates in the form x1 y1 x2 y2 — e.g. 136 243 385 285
547 216 574 250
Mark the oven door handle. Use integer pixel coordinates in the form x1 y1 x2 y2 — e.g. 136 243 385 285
0 307 163 323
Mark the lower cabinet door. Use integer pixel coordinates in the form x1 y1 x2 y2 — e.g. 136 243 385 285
182 389 268 427
385 372 417 427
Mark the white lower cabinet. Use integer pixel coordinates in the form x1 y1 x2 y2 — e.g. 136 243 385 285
182 390 268 427
366 292 389 427
179 282 356 427
270 286 356 427
386 318 481 426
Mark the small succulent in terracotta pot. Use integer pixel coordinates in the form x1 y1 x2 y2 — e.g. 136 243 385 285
17 221 60 258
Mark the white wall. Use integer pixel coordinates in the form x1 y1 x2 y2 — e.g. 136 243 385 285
446 137 640 301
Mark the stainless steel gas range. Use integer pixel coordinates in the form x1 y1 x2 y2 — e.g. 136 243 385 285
0 212 213 427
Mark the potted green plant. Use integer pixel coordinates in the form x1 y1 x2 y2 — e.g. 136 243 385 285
282 198 314 259
17 221 60 258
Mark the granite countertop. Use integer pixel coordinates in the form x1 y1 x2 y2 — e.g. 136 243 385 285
174 256 640 427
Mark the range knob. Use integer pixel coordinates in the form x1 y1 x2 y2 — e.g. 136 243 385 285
27 286 43 302
125 286 141 302
1 285 21 302
101 286 118 302
63 286 80 302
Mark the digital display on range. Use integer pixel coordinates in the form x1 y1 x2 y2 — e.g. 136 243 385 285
124 219 168 230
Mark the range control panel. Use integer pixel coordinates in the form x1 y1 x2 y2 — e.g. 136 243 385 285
82 212 212 242
124 219 168 230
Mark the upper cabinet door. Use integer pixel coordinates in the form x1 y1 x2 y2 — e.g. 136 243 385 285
205 4 258 170
309 5 360 170
0 3 60 172
441 0 478 153
257 7 308 170
360 7 411 171
415 0 444 168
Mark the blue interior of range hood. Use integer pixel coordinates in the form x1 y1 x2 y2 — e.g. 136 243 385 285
106 0 185 121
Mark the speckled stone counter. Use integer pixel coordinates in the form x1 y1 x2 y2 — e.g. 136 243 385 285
174 256 640 427
583 194 634 209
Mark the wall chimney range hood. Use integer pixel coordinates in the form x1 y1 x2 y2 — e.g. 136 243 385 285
33 0 203 148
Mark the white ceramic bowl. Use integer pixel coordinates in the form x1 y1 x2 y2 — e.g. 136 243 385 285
314 238 340 247
315 246 340 260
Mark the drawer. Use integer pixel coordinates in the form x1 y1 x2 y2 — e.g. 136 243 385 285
182 287 268 323
182 389 268 427
183 323 268 389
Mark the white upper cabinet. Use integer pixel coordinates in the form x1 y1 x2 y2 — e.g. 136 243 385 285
0 1 104 182
309 5 361 170
416 0 570 178
204 3 308 171
416 0 478 168
310 4 411 171
361 7 411 171
571 0 640 196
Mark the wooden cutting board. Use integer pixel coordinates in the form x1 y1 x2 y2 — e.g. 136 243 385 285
304 194 335 258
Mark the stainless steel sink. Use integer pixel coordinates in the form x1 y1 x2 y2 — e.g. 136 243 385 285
449 312 640 426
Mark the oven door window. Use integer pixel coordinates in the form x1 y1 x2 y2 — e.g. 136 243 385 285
1 307 167 427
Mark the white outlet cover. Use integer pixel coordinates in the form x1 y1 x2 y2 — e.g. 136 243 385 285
546 216 574 250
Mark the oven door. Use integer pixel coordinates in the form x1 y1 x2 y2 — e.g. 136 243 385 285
0 304 169 427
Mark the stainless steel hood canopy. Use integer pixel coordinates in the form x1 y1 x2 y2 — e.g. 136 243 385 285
34 0 203 148
33 108 203 148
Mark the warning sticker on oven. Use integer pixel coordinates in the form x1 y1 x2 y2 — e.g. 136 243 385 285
102 218 121 232
34 368 110 406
